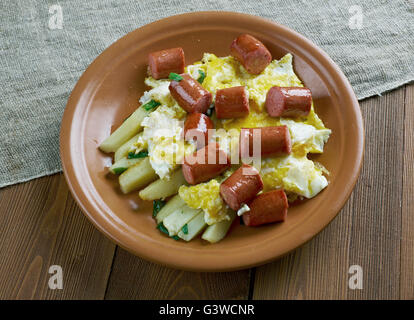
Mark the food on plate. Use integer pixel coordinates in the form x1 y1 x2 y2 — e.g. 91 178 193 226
99 33 331 243
182 143 231 185
239 126 292 158
169 73 212 113
220 164 263 211
148 47 185 80
265 86 312 117
242 189 289 226
215 86 250 119
184 112 214 149
230 34 272 74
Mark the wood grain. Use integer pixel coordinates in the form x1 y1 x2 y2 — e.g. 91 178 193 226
0 85 413 300
0 174 116 299
104 247 251 299
401 84 414 299
253 86 407 299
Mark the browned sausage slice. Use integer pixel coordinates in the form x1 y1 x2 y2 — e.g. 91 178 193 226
242 189 288 226
182 143 231 185
184 113 214 150
230 34 272 75
215 86 250 119
265 87 312 118
239 126 291 158
220 164 263 211
169 74 212 113
148 47 185 80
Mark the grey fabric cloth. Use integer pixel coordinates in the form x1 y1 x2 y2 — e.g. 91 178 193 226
0 0 413 188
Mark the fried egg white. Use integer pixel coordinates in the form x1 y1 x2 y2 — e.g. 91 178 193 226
137 79 193 180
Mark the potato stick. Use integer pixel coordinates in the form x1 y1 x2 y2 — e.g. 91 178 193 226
201 211 236 243
99 107 150 153
119 157 157 193
178 212 207 241
114 132 143 162
163 205 201 236
109 157 143 175
139 169 187 201
155 195 186 224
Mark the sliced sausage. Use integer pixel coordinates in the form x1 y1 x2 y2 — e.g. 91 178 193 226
230 34 272 75
184 113 214 150
265 87 312 118
220 164 263 211
239 126 291 158
242 189 288 226
169 74 212 113
182 143 231 185
148 47 185 80
215 86 250 119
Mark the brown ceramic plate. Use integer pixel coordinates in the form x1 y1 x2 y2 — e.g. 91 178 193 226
60 12 363 271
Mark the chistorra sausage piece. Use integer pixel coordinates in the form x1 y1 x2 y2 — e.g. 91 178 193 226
182 143 231 185
230 34 272 75
220 164 263 211
215 86 250 119
184 113 214 150
265 87 312 118
169 74 212 113
242 189 288 226
239 126 291 158
148 47 185 80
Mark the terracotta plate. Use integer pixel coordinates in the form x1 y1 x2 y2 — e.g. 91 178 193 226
60 12 364 271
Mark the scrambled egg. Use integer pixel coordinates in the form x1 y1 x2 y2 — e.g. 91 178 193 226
137 79 193 180
138 52 331 223
187 53 302 110
190 53 331 201
178 179 230 225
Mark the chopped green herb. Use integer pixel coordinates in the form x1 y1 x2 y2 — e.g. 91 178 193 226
127 150 148 159
142 99 161 111
171 235 180 241
156 222 169 235
153 200 166 217
181 224 188 235
197 70 206 84
169 72 183 81
112 167 127 175
206 103 214 117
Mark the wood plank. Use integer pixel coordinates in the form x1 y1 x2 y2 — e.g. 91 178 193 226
401 83 414 299
0 174 116 299
105 247 251 299
253 87 405 299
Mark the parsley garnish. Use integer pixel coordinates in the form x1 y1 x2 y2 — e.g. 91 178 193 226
156 222 169 235
112 167 127 175
197 70 206 84
169 72 183 81
153 200 166 218
205 103 214 117
181 224 188 235
142 99 161 111
156 222 180 241
127 150 148 159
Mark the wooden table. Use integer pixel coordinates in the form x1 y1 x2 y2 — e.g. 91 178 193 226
0 84 412 300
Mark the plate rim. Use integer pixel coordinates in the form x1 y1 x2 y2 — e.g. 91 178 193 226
60 11 364 272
